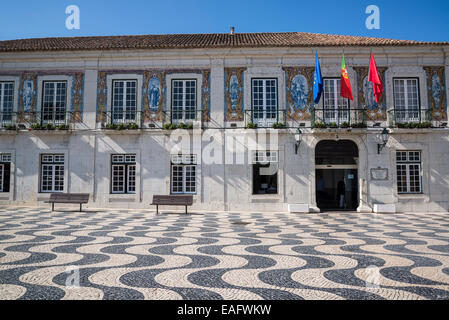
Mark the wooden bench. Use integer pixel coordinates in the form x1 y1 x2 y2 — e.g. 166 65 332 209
151 195 193 215
45 193 90 212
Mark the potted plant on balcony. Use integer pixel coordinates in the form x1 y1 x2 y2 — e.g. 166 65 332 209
246 123 258 129
272 122 286 129
339 122 350 128
313 121 327 129
328 122 338 128
56 124 69 130
351 122 367 128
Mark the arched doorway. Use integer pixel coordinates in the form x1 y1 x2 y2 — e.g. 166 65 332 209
315 140 359 211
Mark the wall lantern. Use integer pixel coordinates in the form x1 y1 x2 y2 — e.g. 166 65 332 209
377 128 389 154
295 129 302 154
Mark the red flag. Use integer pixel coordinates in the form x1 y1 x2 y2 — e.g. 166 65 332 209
340 53 353 100
368 51 383 103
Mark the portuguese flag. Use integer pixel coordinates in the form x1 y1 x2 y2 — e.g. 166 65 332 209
340 53 353 101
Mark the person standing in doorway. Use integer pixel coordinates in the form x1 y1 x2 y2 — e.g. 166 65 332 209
337 180 346 209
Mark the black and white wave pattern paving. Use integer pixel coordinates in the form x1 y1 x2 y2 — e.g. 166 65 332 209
1 207 449 300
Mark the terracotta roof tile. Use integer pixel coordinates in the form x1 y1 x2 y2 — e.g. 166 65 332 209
0 32 447 52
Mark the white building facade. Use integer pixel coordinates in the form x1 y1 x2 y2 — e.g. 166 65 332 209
0 32 448 213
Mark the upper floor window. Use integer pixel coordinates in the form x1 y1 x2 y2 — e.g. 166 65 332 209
171 79 197 122
323 78 349 124
111 154 136 194
0 82 14 122
112 80 137 124
396 151 422 194
393 78 420 122
40 154 65 193
251 79 278 127
42 81 67 124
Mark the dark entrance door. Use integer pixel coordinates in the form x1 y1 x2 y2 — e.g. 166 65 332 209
315 140 359 211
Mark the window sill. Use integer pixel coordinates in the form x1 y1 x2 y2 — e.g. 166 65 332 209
397 194 426 200
251 194 282 201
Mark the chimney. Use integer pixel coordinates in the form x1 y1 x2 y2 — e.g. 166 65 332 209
230 26 235 35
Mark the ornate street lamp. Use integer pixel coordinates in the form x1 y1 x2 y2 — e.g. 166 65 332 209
377 128 389 154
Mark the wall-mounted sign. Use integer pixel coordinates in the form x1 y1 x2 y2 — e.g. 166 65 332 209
370 168 388 181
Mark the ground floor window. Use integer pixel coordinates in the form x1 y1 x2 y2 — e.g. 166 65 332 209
171 154 197 194
0 154 11 192
396 151 422 194
252 151 278 194
111 154 136 194
40 154 65 193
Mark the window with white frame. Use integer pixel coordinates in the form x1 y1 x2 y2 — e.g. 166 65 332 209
393 78 420 122
252 150 278 195
0 154 11 193
40 154 65 193
396 151 422 194
171 80 197 122
171 154 197 194
112 80 137 123
111 154 136 194
251 79 278 126
42 81 67 124
323 78 349 124
0 82 14 124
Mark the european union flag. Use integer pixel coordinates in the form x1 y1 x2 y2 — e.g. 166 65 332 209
313 52 323 104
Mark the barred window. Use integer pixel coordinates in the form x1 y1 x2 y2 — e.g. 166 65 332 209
0 153 11 193
396 151 422 194
111 154 136 194
171 154 196 194
40 154 65 193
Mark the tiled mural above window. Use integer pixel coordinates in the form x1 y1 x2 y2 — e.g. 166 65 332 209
354 66 388 121
424 66 447 121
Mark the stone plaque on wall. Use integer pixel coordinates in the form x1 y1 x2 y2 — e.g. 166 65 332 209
370 168 388 181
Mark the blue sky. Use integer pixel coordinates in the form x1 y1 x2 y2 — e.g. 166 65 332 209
0 0 448 41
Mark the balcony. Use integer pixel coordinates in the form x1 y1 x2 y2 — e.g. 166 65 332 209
161 109 206 129
244 109 287 128
312 108 367 128
0 112 18 130
101 111 143 130
388 109 432 128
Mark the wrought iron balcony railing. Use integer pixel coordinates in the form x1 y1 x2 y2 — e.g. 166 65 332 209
101 111 143 129
0 112 18 128
244 109 287 128
312 108 367 128
388 108 432 127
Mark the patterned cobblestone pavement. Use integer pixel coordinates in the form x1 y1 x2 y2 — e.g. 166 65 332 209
0 206 449 300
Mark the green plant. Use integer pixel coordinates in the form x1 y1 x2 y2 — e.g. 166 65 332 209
116 124 127 131
44 123 56 130
31 123 42 130
313 121 327 129
246 123 258 129
350 122 367 128
328 122 338 128
340 122 350 128
418 121 432 128
106 123 117 130
272 122 286 129
56 124 69 130
5 125 17 131
127 123 139 130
